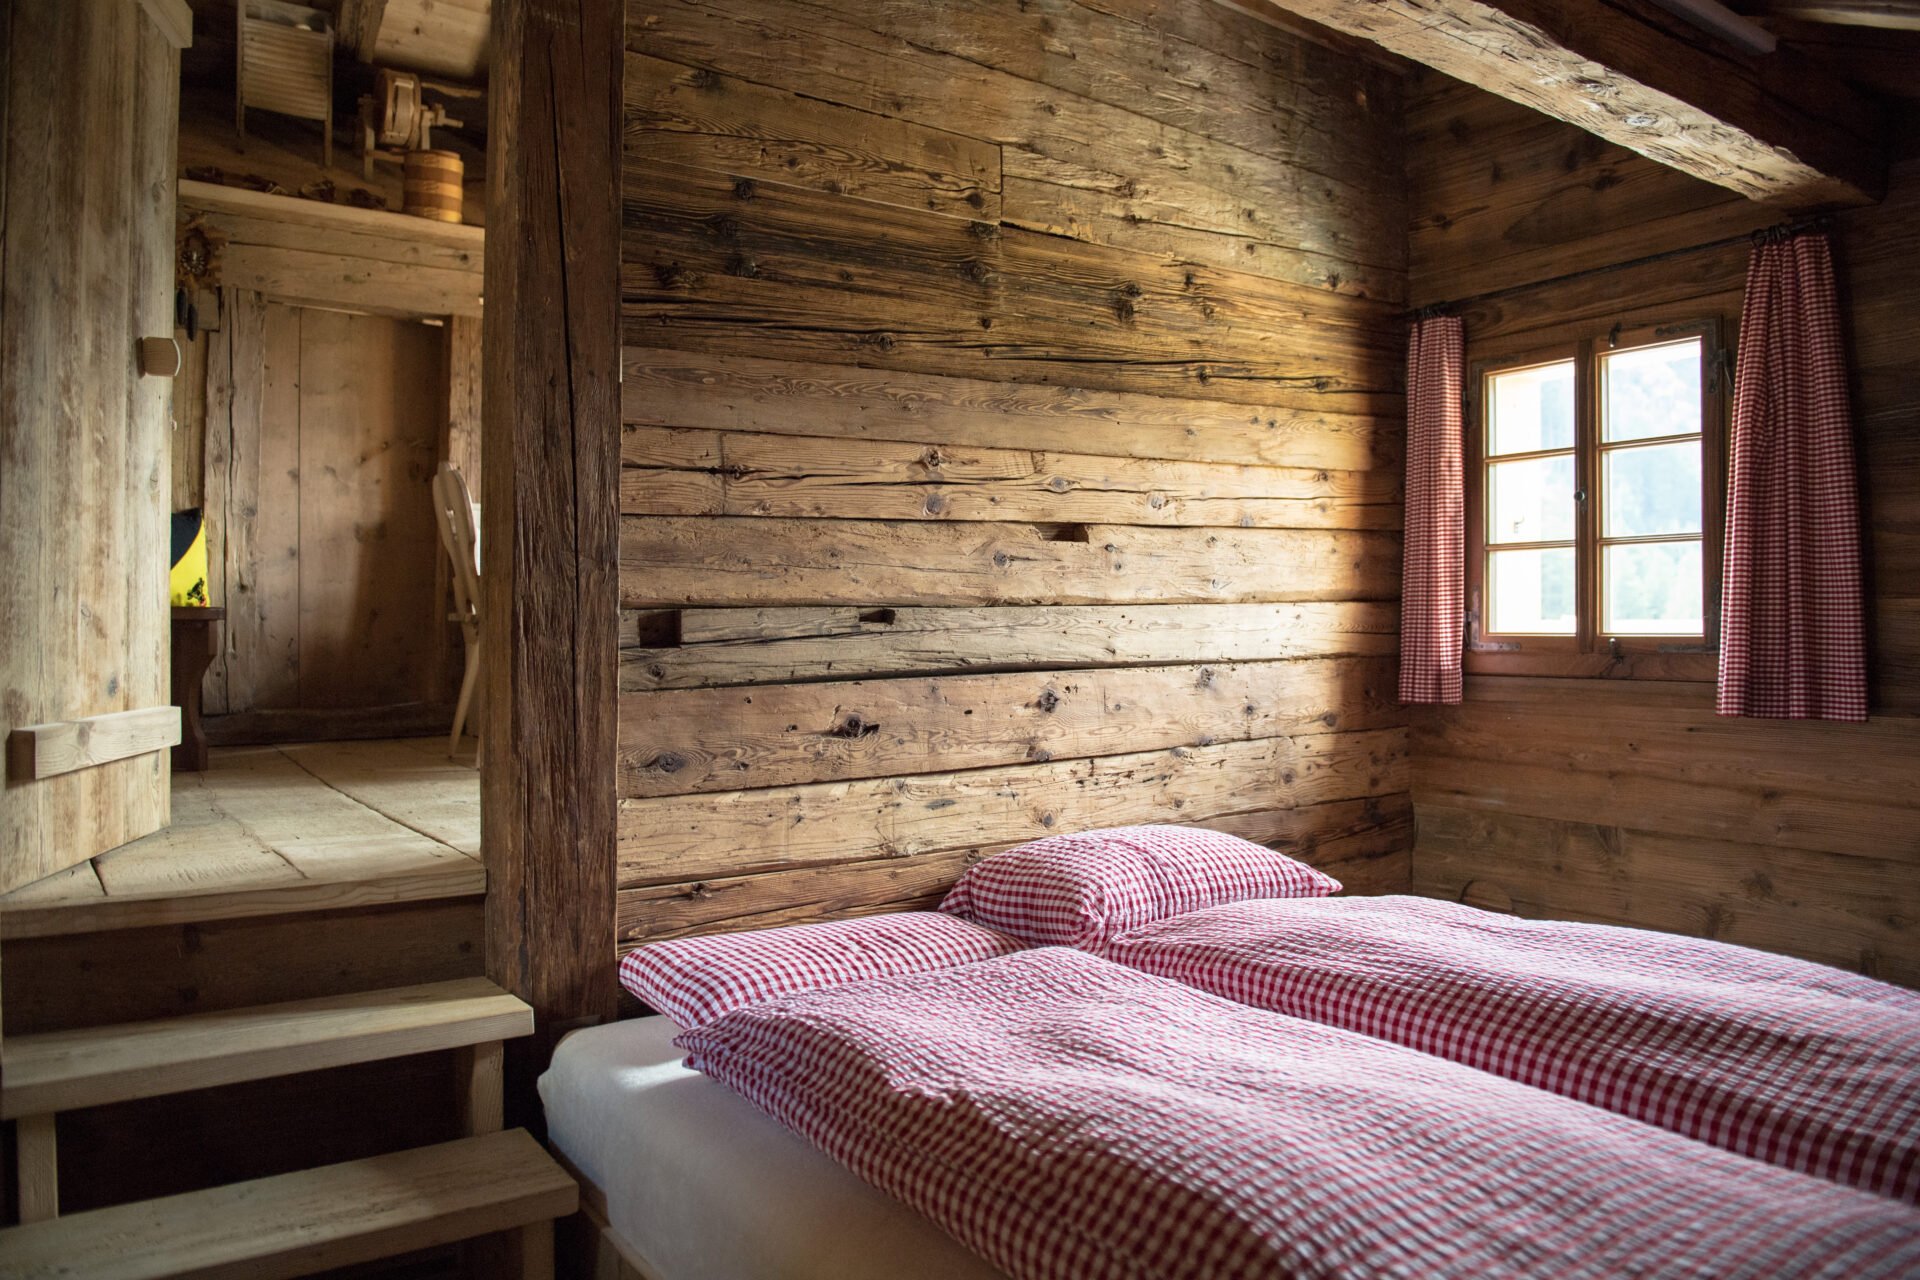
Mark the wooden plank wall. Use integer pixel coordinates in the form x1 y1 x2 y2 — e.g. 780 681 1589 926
615 0 1412 950
1405 73 1920 986
197 294 457 724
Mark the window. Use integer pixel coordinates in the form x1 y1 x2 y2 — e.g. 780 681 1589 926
1467 321 1725 676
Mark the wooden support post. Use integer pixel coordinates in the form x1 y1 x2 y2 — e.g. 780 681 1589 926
481 0 622 1128
16 1113 58 1222
456 1039 505 1135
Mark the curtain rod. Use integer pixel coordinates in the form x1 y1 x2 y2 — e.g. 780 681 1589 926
1409 216 1829 321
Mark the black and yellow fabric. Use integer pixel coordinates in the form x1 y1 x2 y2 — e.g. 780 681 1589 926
171 508 209 607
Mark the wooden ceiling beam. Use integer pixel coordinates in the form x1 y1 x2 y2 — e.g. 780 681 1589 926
1243 0 1886 207
1741 0 1920 29
335 0 388 63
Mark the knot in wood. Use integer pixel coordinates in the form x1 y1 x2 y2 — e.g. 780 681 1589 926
651 752 688 774
732 177 758 200
1034 688 1062 713
686 68 721 90
827 714 880 740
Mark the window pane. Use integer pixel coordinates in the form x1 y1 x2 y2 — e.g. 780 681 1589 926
1604 441 1701 537
1488 547 1576 635
1603 339 1701 442
1489 361 1575 455
1489 454 1576 545
1604 541 1703 635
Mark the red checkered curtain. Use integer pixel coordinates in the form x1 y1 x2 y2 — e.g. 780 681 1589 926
1717 231 1866 722
1399 316 1465 705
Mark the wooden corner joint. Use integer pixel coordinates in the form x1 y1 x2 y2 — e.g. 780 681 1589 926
8 706 183 782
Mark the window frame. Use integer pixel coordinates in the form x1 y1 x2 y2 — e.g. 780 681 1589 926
1464 317 1727 680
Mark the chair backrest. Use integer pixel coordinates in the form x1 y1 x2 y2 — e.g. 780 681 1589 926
431 462 481 623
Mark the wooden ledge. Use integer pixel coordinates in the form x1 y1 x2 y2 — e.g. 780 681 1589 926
178 179 485 253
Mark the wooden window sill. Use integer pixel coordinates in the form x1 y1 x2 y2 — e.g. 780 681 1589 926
1463 650 1717 682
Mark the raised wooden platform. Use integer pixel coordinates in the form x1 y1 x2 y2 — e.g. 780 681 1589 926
0 740 481 939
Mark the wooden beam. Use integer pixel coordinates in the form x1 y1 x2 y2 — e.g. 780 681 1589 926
1247 0 1885 207
1744 0 1920 30
481 0 622 1127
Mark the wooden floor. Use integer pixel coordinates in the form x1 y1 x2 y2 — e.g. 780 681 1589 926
0 740 482 939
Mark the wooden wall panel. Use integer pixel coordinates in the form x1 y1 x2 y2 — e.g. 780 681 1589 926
294 310 448 709
201 302 457 724
1405 74 1920 985
616 0 1410 948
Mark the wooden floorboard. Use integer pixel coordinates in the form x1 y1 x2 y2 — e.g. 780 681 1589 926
0 740 482 938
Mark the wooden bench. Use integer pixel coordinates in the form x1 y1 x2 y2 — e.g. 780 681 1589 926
2 977 531 1221
0 1127 577 1279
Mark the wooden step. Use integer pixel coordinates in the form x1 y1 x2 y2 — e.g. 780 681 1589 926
1 977 529 1118
0 1127 578 1280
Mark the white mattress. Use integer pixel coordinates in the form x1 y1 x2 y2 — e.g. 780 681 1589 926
539 1015 1010 1280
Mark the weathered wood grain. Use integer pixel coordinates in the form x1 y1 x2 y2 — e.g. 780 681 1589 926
617 793 1412 944
620 601 1399 688
621 425 1402 528
622 347 1398 471
620 515 1400 607
484 0 623 1092
624 0 1406 282
612 0 1416 948
619 656 1401 795
622 160 1402 412
625 51 1001 221
619 726 1407 884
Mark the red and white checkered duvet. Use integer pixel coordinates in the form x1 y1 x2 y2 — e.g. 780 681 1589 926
678 947 1920 1280
1107 895 1920 1203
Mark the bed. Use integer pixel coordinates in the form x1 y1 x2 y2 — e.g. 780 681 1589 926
546 827 1920 1279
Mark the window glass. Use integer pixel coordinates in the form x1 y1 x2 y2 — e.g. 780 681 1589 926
1602 340 1701 442
1489 547 1576 635
1604 542 1703 635
1490 455 1576 544
1489 361 1575 455
1603 442 1701 538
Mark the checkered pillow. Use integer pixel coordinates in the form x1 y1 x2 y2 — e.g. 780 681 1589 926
940 825 1340 953
618 912 1026 1029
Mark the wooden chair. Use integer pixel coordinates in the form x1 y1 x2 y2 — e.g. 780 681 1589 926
431 463 482 762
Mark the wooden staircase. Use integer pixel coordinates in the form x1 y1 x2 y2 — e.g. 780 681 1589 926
0 979 578 1277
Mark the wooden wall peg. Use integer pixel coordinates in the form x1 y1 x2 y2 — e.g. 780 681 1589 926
138 335 182 377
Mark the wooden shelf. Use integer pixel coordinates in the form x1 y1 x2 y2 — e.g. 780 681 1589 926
0 740 482 939
2 977 529 1119
0 1128 576 1280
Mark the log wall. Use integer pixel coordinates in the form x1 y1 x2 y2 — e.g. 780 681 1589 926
1406 73 1920 985
616 0 1412 949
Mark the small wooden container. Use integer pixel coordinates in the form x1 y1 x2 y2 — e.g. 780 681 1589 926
403 149 464 223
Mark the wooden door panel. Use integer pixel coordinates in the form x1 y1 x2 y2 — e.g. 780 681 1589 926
0 1 181 893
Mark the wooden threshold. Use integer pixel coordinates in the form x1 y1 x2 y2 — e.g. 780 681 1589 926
0 739 482 939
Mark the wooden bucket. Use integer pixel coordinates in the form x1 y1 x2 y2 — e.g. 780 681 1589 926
403 149 464 223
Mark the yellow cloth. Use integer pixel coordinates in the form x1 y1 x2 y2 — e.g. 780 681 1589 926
170 515 209 607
